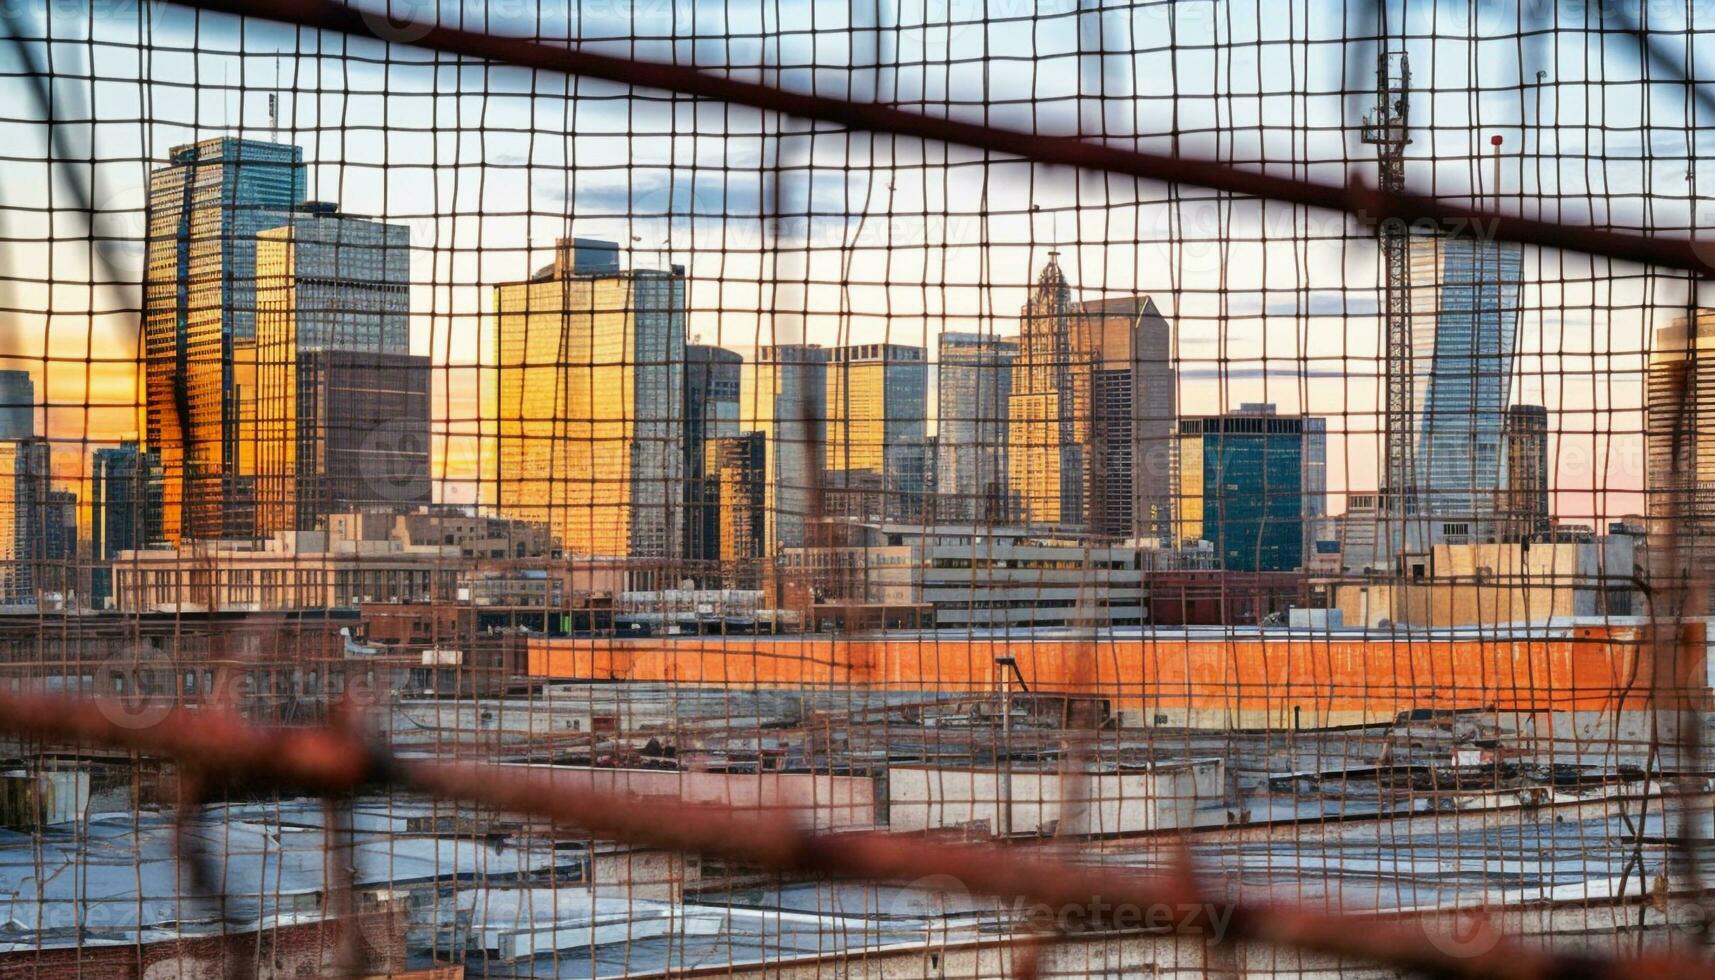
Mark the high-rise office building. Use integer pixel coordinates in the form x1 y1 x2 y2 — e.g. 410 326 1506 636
229 338 261 531
495 238 685 561
1498 403 1550 542
740 344 828 552
1302 414 1329 558
1647 311 1715 598
1009 254 1083 527
252 203 425 532
1075 296 1175 542
706 432 767 588
278 351 432 531
144 137 306 542
683 345 743 569
38 489 77 600
936 332 1016 523
0 371 34 441
90 441 163 608
1175 405 1319 572
920 435 938 499
825 344 928 521
1406 235 1524 545
0 440 49 604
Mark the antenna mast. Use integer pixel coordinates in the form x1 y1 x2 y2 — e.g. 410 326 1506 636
269 57 281 141
1362 46 1412 559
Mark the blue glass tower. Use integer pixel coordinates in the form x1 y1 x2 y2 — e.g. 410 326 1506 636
1176 408 1311 572
1407 236 1524 542
90 442 163 607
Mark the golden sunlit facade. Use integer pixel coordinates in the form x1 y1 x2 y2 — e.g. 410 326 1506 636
824 344 927 521
1005 256 1175 538
1647 309 1715 602
825 349 888 474
1007 253 1083 527
143 137 305 543
495 241 685 560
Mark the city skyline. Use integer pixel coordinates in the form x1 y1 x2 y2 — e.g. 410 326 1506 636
24 198 1612 557
2 6 1711 979
4 0 1701 529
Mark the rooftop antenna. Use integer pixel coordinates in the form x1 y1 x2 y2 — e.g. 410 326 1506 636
269 57 281 142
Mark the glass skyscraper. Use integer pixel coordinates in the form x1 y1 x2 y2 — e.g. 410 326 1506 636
495 238 686 563
936 332 1015 523
144 137 306 542
824 343 928 521
1174 406 1316 573
1406 236 1524 543
740 344 827 553
0 371 34 441
251 203 424 532
90 441 163 608
683 344 744 568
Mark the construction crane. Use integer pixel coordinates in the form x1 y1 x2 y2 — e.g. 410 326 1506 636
1361 48 1412 558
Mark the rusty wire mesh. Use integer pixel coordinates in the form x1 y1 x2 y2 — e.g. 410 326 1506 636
1 0 1714 977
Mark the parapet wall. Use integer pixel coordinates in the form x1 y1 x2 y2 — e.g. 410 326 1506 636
527 623 1709 729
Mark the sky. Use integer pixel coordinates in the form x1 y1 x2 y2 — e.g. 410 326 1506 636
1 0 1712 523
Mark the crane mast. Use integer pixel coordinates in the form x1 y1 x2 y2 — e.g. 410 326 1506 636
1362 49 1412 560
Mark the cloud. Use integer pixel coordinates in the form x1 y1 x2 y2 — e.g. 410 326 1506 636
1261 291 1381 317
538 168 866 219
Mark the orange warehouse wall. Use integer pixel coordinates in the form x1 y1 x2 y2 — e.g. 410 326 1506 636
526 625 1708 727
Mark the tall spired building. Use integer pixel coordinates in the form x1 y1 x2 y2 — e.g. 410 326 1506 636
144 137 306 542
1406 235 1523 545
1004 254 1175 536
1008 253 1084 527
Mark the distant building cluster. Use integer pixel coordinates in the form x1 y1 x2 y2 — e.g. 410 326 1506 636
0 134 1681 630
